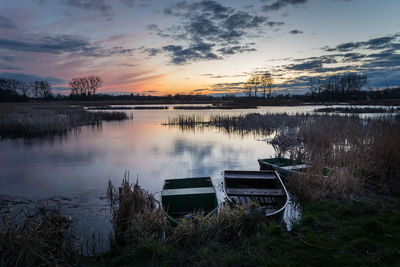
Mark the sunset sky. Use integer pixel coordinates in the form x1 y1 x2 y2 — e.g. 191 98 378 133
0 0 399 95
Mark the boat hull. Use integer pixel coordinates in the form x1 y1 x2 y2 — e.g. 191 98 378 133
161 177 218 224
223 170 289 220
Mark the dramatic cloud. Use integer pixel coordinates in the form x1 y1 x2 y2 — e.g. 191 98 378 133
152 0 271 64
162 43 219 64
262 0 308 11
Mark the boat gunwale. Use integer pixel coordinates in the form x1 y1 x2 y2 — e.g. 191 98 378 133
161 176 219 225
223 170 289 217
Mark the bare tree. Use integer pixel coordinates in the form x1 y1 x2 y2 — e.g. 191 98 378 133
260 72 273 98
31 81 52 101
68 76 103 98
245 74 260 97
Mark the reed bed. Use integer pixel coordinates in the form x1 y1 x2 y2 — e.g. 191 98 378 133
104 177 269 265
165 113 400 200
0 106 131 137
314 106 399 113
0 205 85 266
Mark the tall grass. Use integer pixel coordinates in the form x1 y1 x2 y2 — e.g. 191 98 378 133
165 113 400 200
0 205 85 266
104 176 269 265
0 106 131 137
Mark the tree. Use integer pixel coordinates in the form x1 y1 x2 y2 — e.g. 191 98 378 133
31 81 52 101
260 72 273 98
68 76 103 98
245 74 260 97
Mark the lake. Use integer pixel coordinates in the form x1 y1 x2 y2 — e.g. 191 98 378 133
0 104 392 237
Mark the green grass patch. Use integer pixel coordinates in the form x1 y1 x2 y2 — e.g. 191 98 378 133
96 199 400 266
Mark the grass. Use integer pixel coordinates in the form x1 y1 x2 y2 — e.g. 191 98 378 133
0 103 131 137
0 205 89 266
97 177 400 266
165 113 400 200
314 106 400 113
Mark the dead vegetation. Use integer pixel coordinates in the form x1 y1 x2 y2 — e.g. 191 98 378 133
165 113 400 201
0 104 131 137
0 205 86 266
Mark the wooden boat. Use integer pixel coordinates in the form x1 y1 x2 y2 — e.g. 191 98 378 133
258 157 328 179
161 177 218 225
223 170 289 219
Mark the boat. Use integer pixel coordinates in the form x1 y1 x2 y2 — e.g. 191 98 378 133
161 177 218 225
223 170 289 219
258 157 329 179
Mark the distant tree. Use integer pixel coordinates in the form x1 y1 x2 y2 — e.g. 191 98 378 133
245 74 260 97
68 76 103 98
31 81 52 101
259 72 274 98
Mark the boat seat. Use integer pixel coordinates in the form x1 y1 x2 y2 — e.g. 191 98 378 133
162 187 215 196
226 188 285 196
281 164 308 171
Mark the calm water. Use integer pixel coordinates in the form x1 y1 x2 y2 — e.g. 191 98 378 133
0 104 391 235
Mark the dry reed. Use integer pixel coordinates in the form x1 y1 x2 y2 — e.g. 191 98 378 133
165 112 400 200
0 205 84 266
0 107 131 137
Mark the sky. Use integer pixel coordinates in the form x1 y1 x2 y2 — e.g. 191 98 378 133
0 0 399 96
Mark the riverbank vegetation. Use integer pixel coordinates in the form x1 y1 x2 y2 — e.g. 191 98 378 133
314 106 399 113
0 104 131 138
166 113 400 200
95 178 400 266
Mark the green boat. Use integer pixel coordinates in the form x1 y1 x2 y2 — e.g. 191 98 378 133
258 157 328 178
224 170 289 220
161 177 218 225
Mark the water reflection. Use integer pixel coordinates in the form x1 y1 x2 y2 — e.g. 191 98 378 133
4 105 387 233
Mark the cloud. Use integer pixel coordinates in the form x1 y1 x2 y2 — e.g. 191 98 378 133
139 46 162 56
0 35 90 54
153 1 272 64
0 14 16 29
0 72 65 84
162 43 219 64
289 29 303 34
324 34 400 52
262 0 308 11
217 45 256 55
0 34 135 58
60 0 112 16
266 21 285 27
0 64 22 71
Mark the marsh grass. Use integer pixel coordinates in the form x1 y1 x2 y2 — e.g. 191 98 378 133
0 205 86 266
101 177 400 266
314 106 400 113
0 105 131 137
165 113 400 200
104 177 270 265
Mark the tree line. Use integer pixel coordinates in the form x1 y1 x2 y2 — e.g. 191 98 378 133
0 75 103 102
244 72 274 98
308 73 368 100
0 79 52 102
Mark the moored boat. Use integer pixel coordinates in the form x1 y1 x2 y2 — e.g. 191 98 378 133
223 170 289 219
258 157 308 178
161 177 218 225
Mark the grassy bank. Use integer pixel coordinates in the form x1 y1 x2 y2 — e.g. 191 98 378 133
0 103 131 137
1 178 400 266
95 179 400 266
